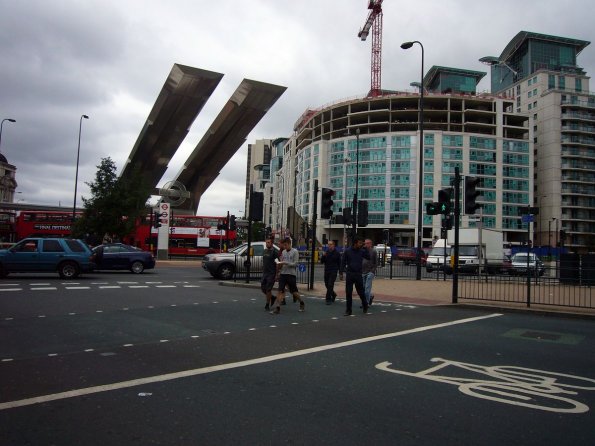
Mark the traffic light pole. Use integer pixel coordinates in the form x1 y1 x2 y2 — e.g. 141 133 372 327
310 180 318 291
452 167 461 303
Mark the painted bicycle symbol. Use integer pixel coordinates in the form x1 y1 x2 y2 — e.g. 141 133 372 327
376 357 595 413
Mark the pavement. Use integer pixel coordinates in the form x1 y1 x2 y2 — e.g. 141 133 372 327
158 259 595 318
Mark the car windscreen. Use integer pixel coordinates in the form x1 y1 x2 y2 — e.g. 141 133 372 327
430 247 450 256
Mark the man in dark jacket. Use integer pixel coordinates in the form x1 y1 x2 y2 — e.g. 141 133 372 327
340 236 370 316
321 240 342 305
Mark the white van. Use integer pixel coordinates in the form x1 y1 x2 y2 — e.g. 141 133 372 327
425 239 451 272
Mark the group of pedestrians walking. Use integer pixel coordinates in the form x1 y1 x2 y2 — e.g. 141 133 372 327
261 235 377 317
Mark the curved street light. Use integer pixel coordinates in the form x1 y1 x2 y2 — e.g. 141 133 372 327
0 118 16 151
72 115 89 227
401 40 425 280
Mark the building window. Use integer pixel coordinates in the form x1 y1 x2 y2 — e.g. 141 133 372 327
558 76 565 90
528 104 532 110
575 78 582 92
548 75 556 89
528 91 532 98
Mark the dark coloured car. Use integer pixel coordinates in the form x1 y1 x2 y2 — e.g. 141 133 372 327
91 243 155 274
396 247 428 265
0 238 94 279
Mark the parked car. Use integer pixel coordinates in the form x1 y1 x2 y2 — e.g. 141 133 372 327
510 253 545 276
203 241 280 280
0 238 94 279
91 243 155 274
396 247 427 265
374 244 392 264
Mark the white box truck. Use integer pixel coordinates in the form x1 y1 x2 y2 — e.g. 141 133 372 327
425 239 451 272
445 228 504 274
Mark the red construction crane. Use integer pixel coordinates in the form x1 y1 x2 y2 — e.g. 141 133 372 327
358 0 383 97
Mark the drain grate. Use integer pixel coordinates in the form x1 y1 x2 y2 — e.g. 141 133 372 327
521 331 561 341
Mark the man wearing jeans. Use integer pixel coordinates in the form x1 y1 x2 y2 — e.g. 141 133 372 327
362 238 377 306
340 236 370 316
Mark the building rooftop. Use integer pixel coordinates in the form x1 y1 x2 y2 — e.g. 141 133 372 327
499 31 590 62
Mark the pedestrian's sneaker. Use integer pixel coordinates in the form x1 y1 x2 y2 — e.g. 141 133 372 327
363 306 369 314
264 303 270 311
299 301 305 312
344 310 352 316
270 307 280 315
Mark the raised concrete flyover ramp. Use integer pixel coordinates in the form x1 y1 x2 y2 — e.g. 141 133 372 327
119 64 223 188
172 79 287 212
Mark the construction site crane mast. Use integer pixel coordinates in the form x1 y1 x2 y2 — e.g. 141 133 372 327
358 0 383 97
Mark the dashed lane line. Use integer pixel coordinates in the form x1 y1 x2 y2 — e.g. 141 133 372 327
31 287 57 291
65 287 91 290
0 288 21 292
98 286 121 289
0 313 503 411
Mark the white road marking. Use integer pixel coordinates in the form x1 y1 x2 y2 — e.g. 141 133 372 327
62 283 80 285
146 282 162 284
65 287 90 290
183 285 201 288
0 283 20 286
4 318 13 321
68 313 76 316
129 286 149 289
0 288 21 292
84 349 94 352
99 286 121 289
156 285 176 288
38 315 46 318
123 344 134 347
31 287 58 291
118 282 138 284
91 282 109 285
2 358 14 362
30 283 50 286
0 313 502 411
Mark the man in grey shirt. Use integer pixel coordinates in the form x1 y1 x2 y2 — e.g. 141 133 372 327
270 237 305 314
362 238 377 306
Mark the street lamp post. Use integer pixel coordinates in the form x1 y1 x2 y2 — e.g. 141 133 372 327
0 118 16 151
352 128 360 238
401 40 425 280
72 115 89 227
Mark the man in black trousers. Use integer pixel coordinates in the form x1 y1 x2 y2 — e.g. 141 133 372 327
321 240 342 305
340 236 370 316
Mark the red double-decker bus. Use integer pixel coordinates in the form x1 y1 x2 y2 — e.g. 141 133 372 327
134 214 238 256
15 210 79 240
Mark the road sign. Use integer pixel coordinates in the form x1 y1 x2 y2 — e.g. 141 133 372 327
522 215 534 223
298 263 306 273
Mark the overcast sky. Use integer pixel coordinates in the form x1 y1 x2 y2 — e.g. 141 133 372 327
1 0 593 217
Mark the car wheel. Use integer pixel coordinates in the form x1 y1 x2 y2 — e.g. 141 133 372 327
217 263 235 280
59 261 80 279
130 261 145 274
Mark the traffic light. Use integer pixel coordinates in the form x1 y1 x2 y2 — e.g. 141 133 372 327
357 200 368 227
321 188 335 219
153 212 161 229
464 176 482 215
442 214 453 231
343 207 353 226
229 215 237 231
438 188 453 215
249 191 264 221
426 202 440 215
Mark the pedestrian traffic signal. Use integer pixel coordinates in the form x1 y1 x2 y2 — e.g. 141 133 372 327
438 188 453 215
321 188 335 219
153 212 161 229
464 176 482 215
229 215 237 231
357 200 368 227
442 214 453 231
343 207 353 226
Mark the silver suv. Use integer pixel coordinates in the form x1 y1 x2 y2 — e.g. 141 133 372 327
0 238 94 279
202 242 279 280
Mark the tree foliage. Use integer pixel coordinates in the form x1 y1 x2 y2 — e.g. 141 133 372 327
72 157 151 243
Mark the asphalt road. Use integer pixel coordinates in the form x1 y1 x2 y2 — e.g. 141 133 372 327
1 265 594 445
